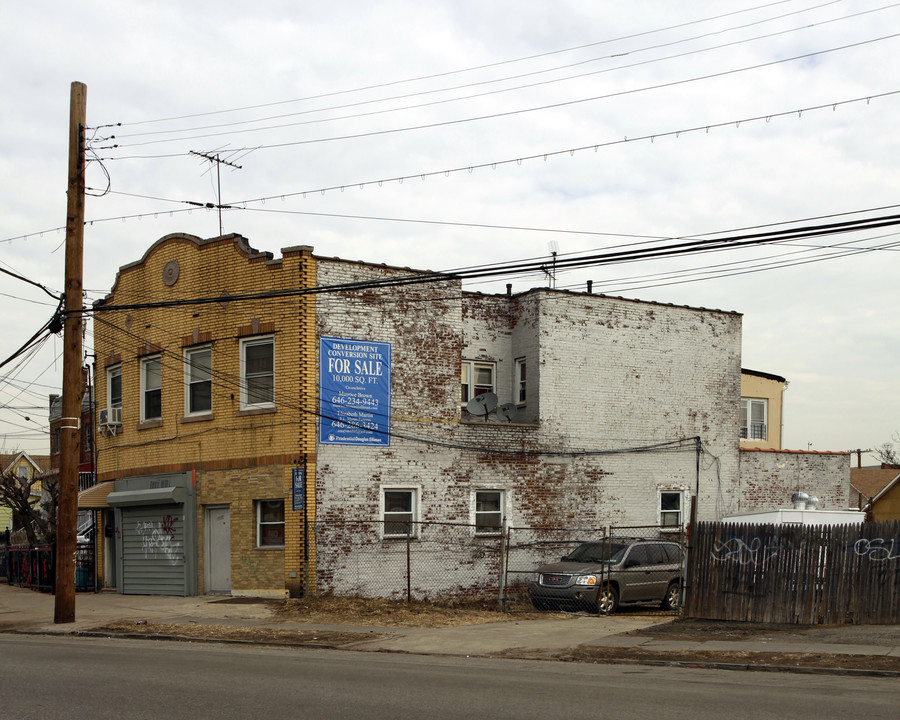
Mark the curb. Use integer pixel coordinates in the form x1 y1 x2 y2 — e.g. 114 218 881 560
9 627 899 678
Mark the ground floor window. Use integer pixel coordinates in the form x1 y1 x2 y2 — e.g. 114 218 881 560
474 490 503 535
257 500 285 546
659 491 683 528
383 488 417 537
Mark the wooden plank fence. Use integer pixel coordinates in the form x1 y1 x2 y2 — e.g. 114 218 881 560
684 520 900 624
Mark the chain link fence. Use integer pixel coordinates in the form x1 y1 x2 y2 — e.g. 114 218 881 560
312 519 685 615
313 520 505 602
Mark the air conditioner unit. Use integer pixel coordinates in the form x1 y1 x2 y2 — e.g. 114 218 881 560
109 407 123 425
98 408 108 425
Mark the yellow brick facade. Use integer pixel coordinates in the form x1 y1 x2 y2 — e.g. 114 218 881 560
93 234 317 596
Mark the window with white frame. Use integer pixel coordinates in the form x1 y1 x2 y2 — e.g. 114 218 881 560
184 347 212 415
740 398 767 440
474 490 504 535
659 491 684 528
16 465 29 483
140 356 162 421
241 336 274 409
461 360 495 406
257 500 285 547
383 488 417 537
514 358 526 405
107 365 122 413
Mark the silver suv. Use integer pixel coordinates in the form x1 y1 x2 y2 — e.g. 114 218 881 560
527 539 682 614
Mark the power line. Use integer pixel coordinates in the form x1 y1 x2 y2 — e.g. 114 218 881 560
108 0 870 143
0 267 62 300
80 211 900 316
101 32 900 158
102 0 804 129
73 90 900 240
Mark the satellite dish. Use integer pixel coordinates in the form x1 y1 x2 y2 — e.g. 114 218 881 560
466 392 498 418
497 403 517 423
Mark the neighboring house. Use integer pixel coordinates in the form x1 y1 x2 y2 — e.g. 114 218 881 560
736 369 848 516
46 367 98 544
0 452 50 534
868 472 900 521
91 233 849 598
740 369 787 450
48 366 96 479
850 465 899 511
851 465 900 521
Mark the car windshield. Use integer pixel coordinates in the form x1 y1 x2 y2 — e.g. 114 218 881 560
562 542 628 564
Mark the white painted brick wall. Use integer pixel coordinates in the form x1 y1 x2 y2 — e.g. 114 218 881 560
314 255 747 595
737 449 850 511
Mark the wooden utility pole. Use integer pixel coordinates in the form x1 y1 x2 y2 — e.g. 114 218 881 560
55 81 86 624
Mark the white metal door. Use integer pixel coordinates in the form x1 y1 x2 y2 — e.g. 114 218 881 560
206 506 231 593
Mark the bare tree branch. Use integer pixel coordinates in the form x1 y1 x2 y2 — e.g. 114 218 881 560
0 469 57 545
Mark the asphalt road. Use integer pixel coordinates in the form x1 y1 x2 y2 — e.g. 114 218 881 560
1 635 897 720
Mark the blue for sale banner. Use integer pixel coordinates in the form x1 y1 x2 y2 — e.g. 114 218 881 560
319 337 391 446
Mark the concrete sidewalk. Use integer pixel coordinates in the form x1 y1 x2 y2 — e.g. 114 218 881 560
2 585 898 673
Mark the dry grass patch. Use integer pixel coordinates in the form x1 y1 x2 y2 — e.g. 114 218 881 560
272 595 549 628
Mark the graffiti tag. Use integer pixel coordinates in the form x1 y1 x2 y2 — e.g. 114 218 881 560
711 536 790 566
134 515 181 566
852 537 900 562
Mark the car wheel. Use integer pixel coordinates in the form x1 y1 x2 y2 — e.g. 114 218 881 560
596 585 619 615
661 581 681 611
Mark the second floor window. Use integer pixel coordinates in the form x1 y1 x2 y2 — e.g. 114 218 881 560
141 356 162 421
740 398 767 440
185 347 212 415
461 360 495 406
107 365 122 411
241 337 274 409
515 358 526 405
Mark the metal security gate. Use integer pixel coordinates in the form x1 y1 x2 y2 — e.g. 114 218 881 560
120 505 186 595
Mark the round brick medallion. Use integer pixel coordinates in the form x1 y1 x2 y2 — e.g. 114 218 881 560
162 259 180 286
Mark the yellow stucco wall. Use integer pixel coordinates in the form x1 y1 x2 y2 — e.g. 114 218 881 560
872 481 900 521
93 234 317 595
740 373 785 450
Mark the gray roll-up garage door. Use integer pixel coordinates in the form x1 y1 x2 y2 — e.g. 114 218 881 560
120 505 186 595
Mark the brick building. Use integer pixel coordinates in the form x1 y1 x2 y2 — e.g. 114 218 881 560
91 232 847 598
92 234 316 597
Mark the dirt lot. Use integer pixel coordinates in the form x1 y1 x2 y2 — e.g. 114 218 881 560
91 596 900 673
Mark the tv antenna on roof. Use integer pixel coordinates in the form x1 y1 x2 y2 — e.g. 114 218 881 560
542 241 559 288
190 149 243 237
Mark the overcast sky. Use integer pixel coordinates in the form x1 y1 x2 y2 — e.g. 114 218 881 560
2 0 898 465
